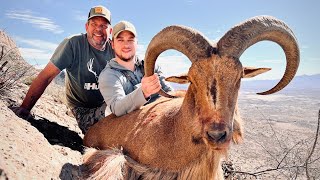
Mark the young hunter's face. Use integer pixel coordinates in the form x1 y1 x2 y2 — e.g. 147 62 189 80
86 16 110 50
112 31 137 62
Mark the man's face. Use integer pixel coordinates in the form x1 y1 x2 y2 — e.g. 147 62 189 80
85 16 111 50
112 31 137 62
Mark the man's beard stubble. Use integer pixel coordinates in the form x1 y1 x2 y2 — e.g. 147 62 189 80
115 51 134 62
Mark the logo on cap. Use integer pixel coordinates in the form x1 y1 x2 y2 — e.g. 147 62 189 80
95 7 103 14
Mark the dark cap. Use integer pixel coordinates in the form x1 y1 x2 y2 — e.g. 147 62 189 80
88 5 111 23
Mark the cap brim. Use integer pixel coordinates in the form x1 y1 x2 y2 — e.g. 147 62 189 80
113 30 136 39
88 15 110 23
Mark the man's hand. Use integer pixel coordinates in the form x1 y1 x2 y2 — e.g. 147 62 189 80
141 73 161 98
10 106 33 120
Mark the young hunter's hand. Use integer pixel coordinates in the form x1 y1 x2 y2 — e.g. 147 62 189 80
141 73 161 98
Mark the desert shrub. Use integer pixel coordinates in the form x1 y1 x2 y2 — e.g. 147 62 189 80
22 75 37 86
0 30 37 95
0 44 35 95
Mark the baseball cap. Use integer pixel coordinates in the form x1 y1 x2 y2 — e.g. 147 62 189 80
88 5 111 23
112 21 137 39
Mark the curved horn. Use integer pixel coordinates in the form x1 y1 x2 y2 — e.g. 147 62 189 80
217 15 300 95
144 25 215 97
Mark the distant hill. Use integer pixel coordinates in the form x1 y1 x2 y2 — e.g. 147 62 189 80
169 74 320 92
53 69 66 86
241 74 320 92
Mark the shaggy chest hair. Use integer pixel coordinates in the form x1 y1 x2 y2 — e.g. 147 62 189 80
82 148 226 180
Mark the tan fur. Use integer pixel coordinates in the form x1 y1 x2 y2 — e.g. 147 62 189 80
82 58 245 179
81 148 126 179
82 16 299 179
82 148 227 180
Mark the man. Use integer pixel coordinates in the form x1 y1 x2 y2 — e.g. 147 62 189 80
13 5 115 134
99 21 173 117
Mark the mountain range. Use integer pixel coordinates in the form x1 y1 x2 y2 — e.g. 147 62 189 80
169 74 320 92
241 74 320 91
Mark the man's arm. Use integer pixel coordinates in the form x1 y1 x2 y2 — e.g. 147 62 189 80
99 70 147 117
13 62 61 118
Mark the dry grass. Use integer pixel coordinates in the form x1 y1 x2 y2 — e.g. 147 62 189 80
0 30 37 96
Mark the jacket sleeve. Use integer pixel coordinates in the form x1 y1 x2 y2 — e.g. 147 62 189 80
99 69 148 117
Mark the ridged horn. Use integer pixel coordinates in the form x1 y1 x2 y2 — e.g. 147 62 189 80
217 15 300 95
144 25 215 97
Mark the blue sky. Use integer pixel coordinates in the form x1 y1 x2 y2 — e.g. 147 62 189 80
1 0 319 80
